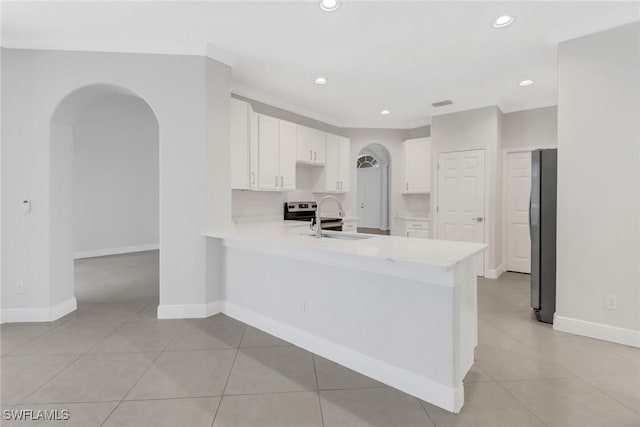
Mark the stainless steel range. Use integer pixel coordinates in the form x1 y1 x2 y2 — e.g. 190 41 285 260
283 202 343 231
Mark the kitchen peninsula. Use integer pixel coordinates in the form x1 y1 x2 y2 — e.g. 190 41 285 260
203 222 487 413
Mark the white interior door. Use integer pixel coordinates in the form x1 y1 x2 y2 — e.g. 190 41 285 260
357 167 382 229
506 151 532 273
437 149 486 276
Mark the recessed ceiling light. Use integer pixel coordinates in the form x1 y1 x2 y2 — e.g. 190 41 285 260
380 110 391 115
319 0 339 12
493 15 514 28
519 79 534 86
314 77 327 85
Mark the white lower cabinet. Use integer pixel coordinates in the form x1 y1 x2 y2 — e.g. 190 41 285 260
396 217 430 239
257 114 296 191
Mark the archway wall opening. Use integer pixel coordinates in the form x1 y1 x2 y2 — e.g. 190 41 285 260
1 49 231 322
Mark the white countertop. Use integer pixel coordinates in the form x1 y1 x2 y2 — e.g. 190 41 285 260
203 221 486 271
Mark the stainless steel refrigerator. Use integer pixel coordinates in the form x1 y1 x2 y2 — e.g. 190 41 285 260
530 149 557 324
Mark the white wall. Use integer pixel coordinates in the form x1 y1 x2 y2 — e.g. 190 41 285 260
555 22 640 346
1 48 231 321
501 106 558 149
430 106 503 277
73 95 159 257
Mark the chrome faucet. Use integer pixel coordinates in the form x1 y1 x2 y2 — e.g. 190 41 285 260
315 196 345 239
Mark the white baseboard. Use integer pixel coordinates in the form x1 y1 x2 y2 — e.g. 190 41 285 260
485 264 505 279
554 315 640 348
222 301 463 413
1 297 77 324
157 300 222 320
74 243 159 259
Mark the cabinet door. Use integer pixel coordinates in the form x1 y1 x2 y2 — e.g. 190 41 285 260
405 138 431 193
325 134 340 191
338 136 351 192
297 126 314 163
257 115 280 190
278 120 297 190
230 98 250 189
249 112 258 189
312 129 326 165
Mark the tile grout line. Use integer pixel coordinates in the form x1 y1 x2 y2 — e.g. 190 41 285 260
311 354 325 427
100 326 180 427
209 324 248 427
415 397 438 427
494 379 552 427
482 316 640 416
2 313 77 357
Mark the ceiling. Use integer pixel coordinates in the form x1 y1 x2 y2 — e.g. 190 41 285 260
2 1 639 128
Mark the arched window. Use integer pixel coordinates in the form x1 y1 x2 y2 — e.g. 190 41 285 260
357 154 379 168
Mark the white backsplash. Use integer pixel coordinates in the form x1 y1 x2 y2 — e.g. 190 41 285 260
232 166 348 221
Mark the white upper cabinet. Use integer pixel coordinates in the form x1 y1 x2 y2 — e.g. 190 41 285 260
317 134 350 193
278 120 297 190
338 136 350 192
257 114 296 191
230 98 257 189
297 126 326 166
402 137 431 194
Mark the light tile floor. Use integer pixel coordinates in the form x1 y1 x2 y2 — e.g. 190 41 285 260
1 250 639 426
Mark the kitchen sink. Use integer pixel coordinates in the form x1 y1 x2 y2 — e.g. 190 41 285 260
301 231 373 241
321 233 373 240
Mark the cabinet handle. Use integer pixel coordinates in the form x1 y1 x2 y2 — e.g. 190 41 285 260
280 176 284 187
336 180 340 190
406 182 408 191
314 151 317 161
340 181 343 190
309 150 313 160
275 176 278 187
250 172 255 185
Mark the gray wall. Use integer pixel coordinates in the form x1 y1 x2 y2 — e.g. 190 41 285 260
73 95 159 256
501 106 557 149
556 22 640 337
1 48 230 316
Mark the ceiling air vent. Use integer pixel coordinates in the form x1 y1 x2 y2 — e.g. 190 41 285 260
431 100 453 107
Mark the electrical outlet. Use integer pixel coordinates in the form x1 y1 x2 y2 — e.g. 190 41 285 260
16 282 24 295
605 294 618 310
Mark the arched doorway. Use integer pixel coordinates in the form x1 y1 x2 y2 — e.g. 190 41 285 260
50 84 160 313
357 144 391 234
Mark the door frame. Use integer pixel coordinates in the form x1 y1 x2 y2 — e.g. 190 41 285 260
501 145 557 272
433 146 488 277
